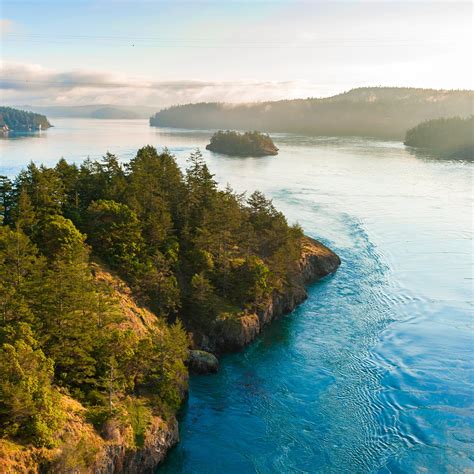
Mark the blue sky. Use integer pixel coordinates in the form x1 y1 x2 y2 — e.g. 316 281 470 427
1 0 472 106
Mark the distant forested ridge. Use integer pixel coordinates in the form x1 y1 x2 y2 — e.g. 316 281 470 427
404 116 473 159
150 87 474 140
0 146 338 471
21 104 157 119
0 106 52 132
206 130 278 156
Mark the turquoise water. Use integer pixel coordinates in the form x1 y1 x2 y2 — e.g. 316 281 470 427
1 119 473 473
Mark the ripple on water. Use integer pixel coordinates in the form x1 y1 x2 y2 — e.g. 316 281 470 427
1 121 471 474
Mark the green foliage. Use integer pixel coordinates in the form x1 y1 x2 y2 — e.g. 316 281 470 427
0 323 64 448
124 398 152 448
206 130 278 156
404 115 474 158
0 226 44 328
85 199 143 271
36 214 87 261
0 176 13 225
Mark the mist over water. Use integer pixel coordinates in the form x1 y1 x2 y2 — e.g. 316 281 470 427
1 119 472 473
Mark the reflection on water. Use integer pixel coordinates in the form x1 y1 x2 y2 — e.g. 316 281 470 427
0 118 472 473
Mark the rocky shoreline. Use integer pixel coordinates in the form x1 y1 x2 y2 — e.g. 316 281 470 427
0 236 339 474
116 236 340 472
197 236 341 355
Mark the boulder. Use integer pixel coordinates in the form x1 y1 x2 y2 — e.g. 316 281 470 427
189 350 219 374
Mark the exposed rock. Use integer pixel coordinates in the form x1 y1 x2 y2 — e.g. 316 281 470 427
189 350 219 374
96 417 179 474
207 236 340 353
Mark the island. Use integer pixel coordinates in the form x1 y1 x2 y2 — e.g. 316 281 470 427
0 147 339 472
404 116 473 160
0 106 52 132
205 130 279 156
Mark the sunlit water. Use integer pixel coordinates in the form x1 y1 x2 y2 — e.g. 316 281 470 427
1 119 473 473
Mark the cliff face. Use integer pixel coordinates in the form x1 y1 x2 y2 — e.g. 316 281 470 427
95 417 179 474
201 237 341 353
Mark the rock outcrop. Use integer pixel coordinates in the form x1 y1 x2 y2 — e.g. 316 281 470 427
203 236 341 353
188 350 220 374
96 417 179 474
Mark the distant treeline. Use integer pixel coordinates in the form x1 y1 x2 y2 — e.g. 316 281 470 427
405 116 473 159
150 87 474 140
0 107 52 132
21 104 157 119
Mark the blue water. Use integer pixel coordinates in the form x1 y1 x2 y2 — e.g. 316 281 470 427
1 119 473 473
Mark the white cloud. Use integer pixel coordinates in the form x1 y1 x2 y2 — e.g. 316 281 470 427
0 61 342 107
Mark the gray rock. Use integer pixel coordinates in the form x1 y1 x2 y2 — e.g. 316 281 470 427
189 350 219 374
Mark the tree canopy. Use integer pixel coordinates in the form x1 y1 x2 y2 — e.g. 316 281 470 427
206 130 278 156
0 146 305 463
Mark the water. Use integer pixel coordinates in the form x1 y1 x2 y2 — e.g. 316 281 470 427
1 119 473 473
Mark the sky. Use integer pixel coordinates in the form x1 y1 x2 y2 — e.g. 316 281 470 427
0 0 472 107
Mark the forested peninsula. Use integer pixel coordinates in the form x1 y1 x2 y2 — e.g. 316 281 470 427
0 107 52 132
404 116 473 160
206 130 278 156
150 87 473 140
0 147 339 472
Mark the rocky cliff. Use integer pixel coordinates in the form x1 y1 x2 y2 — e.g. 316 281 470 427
200 236 341 353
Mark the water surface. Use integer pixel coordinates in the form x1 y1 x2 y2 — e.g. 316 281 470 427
1 119 472 473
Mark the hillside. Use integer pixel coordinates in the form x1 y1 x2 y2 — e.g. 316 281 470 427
150 87 474 140
0 107 51 132
0 262 184 473
404 116 473 159
20 104 157 119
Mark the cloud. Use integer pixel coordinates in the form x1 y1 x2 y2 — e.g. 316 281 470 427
0 61 335 107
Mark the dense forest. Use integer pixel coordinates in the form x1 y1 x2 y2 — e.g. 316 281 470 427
150 87 474 140
0 146 307 469
404 116 473 159
0 107 52 132
206 130 278 156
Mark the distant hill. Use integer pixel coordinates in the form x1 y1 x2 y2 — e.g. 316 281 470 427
405 116 473 160
0 106 52 132
18 104 157 119
150 87 474 140
90 106 139 119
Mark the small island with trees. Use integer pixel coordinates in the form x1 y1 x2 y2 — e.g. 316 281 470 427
0 106 52 133
205 130 279 156
404 116 473 160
